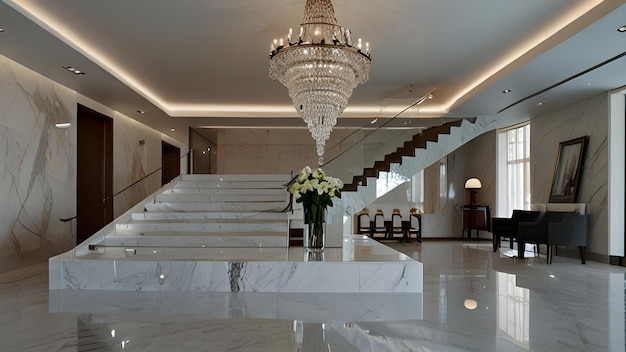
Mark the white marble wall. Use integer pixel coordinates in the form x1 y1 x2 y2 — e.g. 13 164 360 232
215 129 352 175
0 54 77 272
112 111 163 218
530 93 608 257
0 53 179 272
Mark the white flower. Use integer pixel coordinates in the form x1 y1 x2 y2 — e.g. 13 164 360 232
303 180 315 193
317 181 329 195
287 166 342 206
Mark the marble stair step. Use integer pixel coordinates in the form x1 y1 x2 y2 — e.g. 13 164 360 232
104 234 287 247
144 202 287 212
154 193 288 203
166 188 285 195
180 174 290 182
174 180 287 189
126 219 287 225
116 222 288 234
130 212 288 221
78 246 289 261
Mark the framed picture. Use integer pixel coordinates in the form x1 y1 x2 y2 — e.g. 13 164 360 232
549 136 588 203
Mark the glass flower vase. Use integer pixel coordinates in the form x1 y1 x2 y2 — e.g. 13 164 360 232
304 220 326 252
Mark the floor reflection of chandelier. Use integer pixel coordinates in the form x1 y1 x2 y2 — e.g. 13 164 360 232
269 0 371 165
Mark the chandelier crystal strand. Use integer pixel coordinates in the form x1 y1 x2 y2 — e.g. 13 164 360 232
269 0 371 164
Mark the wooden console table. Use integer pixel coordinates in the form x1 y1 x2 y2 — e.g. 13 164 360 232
462 205 490 239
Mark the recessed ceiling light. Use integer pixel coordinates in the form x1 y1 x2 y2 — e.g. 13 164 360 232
170 128 175 132
137 110 145 114
502 89 512 94
618 25 626 33
0 28 5 33
536 101 548 107
62 66 85 75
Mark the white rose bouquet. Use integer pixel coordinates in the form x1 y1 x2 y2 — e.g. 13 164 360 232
287 166 343 249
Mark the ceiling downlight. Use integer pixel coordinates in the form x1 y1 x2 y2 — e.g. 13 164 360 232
62 66 85 75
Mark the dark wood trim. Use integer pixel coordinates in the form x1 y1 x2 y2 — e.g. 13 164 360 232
77 104 113 245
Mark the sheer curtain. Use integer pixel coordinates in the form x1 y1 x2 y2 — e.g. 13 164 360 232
497 123 531 217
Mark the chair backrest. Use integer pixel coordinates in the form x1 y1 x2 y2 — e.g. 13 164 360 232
358 213 371 228
375 213 385 227
392 213 402 227
511 210 541 224
410 214 420 229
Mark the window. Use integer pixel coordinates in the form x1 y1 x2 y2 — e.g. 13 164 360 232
497 123 531 217
410 170 424 211
439 157 447 210
376 171 408 198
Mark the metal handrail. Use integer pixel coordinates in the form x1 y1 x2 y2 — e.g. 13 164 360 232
60 151 190 222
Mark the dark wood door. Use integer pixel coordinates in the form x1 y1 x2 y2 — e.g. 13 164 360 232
162 141 180 186
77 105 113 244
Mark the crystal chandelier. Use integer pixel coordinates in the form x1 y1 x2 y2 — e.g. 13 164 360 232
269 0 371 164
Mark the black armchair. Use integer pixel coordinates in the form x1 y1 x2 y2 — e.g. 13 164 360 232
517 211 588 264
517 212 551 262
547 212 588 264
491 210 541 252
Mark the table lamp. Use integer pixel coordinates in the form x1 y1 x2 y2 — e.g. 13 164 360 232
465 177 482 206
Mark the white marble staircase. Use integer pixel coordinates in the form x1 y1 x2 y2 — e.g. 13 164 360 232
50 174 423 298
100 174 291 249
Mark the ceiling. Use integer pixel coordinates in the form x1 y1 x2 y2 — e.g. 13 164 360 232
0 0 625 143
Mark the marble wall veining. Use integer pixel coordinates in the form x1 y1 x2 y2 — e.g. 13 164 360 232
530 92 609 258
0 53 179 272
0 54 77 272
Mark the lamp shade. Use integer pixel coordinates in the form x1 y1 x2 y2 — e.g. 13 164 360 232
464 178 482 189
464 298 478 310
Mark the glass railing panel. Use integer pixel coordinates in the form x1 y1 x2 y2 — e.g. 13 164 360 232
323 125 424 187
322 93 438 187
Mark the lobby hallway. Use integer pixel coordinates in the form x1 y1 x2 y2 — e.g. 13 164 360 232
1 240 624 351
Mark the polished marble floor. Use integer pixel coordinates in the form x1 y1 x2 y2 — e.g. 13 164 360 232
1 240 624 351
